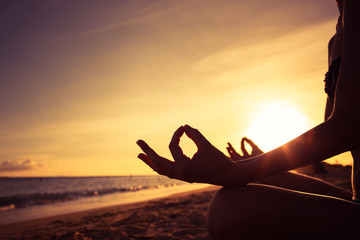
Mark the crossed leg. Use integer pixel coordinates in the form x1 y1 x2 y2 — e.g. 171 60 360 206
206 171 360 239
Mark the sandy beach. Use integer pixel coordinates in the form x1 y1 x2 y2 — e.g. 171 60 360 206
0 163 352 240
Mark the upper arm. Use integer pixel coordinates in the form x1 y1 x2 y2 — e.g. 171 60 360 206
331 0 360 145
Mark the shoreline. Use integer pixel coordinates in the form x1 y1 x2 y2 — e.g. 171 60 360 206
0 185 220 239
0 181 209 226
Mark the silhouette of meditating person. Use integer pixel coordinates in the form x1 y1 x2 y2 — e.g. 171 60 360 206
137 0 360 238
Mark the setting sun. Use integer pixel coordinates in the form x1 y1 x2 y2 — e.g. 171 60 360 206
246 102 309 152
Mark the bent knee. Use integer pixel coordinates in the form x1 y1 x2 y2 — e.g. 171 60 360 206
206 185 265 239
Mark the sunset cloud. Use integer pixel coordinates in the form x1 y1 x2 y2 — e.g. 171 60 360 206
0 159 43 172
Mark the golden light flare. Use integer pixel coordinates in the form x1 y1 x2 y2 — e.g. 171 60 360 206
245 102 309 152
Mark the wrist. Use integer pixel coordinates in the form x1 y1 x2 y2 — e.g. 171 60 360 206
221 160 250 187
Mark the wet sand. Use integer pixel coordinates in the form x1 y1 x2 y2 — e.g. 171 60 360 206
0 163 352 240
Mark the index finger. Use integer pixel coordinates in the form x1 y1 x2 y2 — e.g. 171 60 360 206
184 125 210 150
241 138 250 157
169 126 187 161
243 137 263 153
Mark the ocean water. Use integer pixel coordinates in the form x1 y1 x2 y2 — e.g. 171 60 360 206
0 176 208 225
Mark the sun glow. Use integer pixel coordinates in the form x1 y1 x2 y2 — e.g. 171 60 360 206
246 103 309 152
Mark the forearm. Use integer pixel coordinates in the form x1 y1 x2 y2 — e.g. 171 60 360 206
227 117 355 186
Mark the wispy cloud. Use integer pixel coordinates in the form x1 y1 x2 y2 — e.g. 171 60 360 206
0 159 43 172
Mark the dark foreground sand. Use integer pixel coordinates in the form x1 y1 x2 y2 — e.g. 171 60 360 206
0 163 352 240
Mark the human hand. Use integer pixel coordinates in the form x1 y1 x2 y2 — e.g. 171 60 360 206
137 125 235 185
226 137 263 161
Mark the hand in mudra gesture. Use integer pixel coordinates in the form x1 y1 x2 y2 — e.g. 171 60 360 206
226 137 263 161
137 125 235 185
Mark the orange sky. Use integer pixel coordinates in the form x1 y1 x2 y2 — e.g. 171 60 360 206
0 0 350 177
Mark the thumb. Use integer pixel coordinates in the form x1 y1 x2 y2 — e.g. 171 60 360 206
184 125 210 150
244 137 263 154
